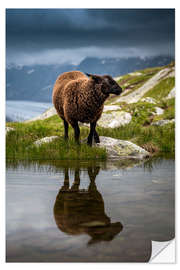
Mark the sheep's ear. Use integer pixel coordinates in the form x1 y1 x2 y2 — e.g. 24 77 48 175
85 73 91 77
85 73 102 83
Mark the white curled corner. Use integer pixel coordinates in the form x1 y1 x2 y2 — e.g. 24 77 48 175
150 239 175 263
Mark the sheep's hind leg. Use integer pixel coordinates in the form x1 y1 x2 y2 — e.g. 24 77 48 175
71 121 80 144
87 122 96 146
63 120 69 140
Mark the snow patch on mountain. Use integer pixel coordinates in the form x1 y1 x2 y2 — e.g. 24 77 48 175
27 69 34 74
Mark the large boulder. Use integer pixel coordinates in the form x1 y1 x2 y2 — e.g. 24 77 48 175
97 111 132 128
96 136 150 159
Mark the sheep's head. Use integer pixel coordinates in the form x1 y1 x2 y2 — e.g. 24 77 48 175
85 73 122 96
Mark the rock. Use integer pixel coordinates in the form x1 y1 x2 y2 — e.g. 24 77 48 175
96 136 150 159
6 127 15 134
153 107 164 116
120 88 133 97
25 107 57 123
34 136 59 146
103 105 121 112
165 87 175 100
97 111 132 128
114 67 172 104
164 67 175 78
151 119 175 126
129 72 142 76
26 105 121 124
114 76 122 81
141 97 157 104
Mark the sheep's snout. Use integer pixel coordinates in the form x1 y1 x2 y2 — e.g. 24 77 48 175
110 85 122 95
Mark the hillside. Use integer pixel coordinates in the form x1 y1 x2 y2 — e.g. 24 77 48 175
6 55 173 102
6 62 175 160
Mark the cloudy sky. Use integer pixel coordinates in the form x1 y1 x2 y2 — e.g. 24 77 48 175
6 9 175 66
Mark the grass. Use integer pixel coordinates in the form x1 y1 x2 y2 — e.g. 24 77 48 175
6 118 106 161
6 108 175 160
153 98 175 122
122 102 156 125
97 122 175 155
143 77 175 100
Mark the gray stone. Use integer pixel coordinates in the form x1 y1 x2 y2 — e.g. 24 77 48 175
151 119 175 126
164 68 175 78
6 127 15 134
129 72 142 76
103 105 121 112
26 105 121 124
153 107 164 115
96 136 150 159
141 97 157 104
165 87 175 100
25 107 57 123
97 111 132 128
34 136 59 146
114 75 122 81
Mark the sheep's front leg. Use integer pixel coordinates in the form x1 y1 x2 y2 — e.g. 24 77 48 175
63 120 69 140
94 129 100 143
71 121 80 144
71 168 80 191
87 166 100 191
87 122 96 146
60 167 70 191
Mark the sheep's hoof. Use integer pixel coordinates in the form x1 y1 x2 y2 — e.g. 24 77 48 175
87 141 92 147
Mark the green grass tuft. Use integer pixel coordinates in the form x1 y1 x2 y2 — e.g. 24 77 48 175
6 118 106 161
143 77 175 100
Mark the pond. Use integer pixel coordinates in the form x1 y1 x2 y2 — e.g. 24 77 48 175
6 158 175 262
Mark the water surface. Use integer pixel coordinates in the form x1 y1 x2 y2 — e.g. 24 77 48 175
6 158 175 262
6 100 52 122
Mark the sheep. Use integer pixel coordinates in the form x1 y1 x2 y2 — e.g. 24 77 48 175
54 166 123 244
52 70 122 146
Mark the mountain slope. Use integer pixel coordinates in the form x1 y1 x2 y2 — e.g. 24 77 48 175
6 56 173 102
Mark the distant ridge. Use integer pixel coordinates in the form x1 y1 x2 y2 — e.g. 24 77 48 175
6 55 173 102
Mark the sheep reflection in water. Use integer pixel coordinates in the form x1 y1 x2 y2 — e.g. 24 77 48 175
54 166 123 245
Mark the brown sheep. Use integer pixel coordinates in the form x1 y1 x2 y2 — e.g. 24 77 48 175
52 71 122 145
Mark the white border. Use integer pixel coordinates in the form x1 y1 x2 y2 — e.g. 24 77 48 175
1 0 178 269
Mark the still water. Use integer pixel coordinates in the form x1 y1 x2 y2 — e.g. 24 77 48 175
6 158 175 262
6 100 52 122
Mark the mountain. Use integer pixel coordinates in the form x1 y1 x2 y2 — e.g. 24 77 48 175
6 55 173 102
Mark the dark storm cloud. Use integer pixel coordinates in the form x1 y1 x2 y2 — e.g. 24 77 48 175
6 9 175 65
